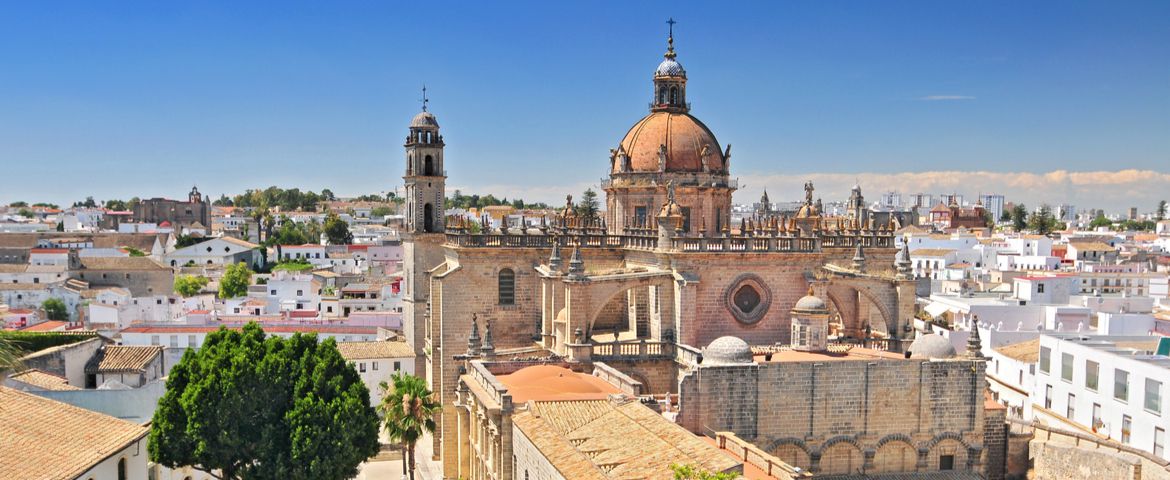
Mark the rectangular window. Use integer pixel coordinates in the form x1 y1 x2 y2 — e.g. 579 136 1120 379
1147 378 1162 414
1122 415 1132 443
634 206 648 226
372 361 378 371
1061 353 1074 382
1086 360 1099 391
150 335 160 345
1067 393 1076 419
1092 403 1102 430
1038 283 1045 293
1040 346 1051 373
1157 427 1166 457
296 289 303 296
359 362 366 373
1045 385 1053 409
394 361 401 371
188 335 197 348
1116 369 1130 402
270 289 277 295
169 336 178 348
939 454 955 471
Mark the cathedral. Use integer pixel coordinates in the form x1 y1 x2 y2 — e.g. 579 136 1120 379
401 26 998 479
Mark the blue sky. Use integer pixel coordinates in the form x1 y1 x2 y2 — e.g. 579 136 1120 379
1 1 1168 212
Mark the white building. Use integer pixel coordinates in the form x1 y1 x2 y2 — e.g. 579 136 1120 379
335 340 415 406
1034 333 1170 461
164 236 260 268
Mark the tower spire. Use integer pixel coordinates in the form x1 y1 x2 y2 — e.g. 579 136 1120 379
665 17 677 59
420 84 429 112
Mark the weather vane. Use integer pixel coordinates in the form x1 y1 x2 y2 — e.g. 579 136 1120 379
420 84 429 112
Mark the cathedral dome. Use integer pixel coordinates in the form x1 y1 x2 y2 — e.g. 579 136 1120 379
908 334 957 360
411 111 439 129
655 58 685 77
702 336 753 365
617 112 725 174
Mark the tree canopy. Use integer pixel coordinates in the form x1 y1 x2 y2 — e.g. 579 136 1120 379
218 262 253 299
323 213 353 245
173 275 210 297
1027 204 1059 235
149 323 379 480
41 298 68 321
1009 204 1028 232
575 188 600 219
380 372 440 480
446 190 550 210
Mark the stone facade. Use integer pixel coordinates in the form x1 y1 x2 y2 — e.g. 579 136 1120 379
133 186 210 228
677 356 990 476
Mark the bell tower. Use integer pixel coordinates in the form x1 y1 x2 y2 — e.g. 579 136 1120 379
401 87 448 378
404 87 445 234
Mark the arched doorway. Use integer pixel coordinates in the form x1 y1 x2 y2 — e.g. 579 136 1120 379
424 155 434 176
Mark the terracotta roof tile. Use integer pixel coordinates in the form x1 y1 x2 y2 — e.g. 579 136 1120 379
6 369 80 391
85 345 162 374
0 386 148 479
335 340 414 360
514 399 740 479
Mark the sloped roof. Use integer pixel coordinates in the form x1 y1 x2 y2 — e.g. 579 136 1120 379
512 398 740 479
0 386 148 480
335 340 414 360
79 257 168 271
995 338 1041 363
6 369 80 391
85 345 162 374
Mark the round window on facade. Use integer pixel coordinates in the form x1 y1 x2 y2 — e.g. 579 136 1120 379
723 274 772 325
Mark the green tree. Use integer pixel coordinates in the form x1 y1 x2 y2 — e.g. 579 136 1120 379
126 197 141 211
670 463 739 480
174 234 202 248
41 298 68 321
1010 204 1028 232
1028 204 1058 235
1090 213 1113 229
576 188 600 219
17 208 34 218
320 188 336 201
1158 200 1167 221
324 212 353 245
380 372 440 480
8 201 28 207
371 206 393 217
149 323 379 480
218 262 253 299
0 335 24 378
999 209 1011 222
104 198 128 210
56 222 64 232
173 275 210 297
123 246 147 257
33 202 59 209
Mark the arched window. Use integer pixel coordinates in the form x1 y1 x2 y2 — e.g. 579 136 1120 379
423 203 434 232
670 86 678 104
117 458 127 480
498 268 515 305
424 155 434 176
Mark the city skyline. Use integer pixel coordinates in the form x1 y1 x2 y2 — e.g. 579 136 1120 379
2 1 1168 212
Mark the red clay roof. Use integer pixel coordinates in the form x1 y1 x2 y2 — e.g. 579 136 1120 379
496 365 620 403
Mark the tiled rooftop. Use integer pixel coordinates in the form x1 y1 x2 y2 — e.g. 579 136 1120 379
85 345 162 374
335 340 414 360
0 386 148 480
513 398 740 479
6 369 80 391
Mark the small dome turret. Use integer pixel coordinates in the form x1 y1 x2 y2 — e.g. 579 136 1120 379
908 334 958 360
702 336 753 365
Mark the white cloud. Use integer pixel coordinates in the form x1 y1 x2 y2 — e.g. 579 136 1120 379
919 95 976 101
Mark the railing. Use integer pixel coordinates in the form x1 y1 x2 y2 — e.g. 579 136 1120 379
446 231 893 253
600 177 738 190
712 431 812 478
591 339 673 360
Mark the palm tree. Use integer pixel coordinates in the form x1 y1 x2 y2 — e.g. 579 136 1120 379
379 372 439 480
0 335 24 382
